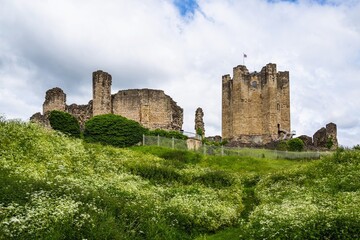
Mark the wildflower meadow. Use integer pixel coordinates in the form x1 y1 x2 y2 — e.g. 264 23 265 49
0 117 359 239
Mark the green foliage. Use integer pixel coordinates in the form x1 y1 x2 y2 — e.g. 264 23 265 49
287 138 305 152
1 117 359 240
202 138 228 147
0 118 243 239
133 146 202 164
353 144 360 150
129 164 182 183
147 129 188 140
199 150 360 240
276 139 304 152
196 128 204 137
195 170 235 188
48 110 80 138
84 114 147 147
276 140 288 151
326 137 334 149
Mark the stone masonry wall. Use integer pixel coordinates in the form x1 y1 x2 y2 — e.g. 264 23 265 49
66 101 93 129
313 122 338 150
222 63 290 145
92 70 112 116
112 89 183 131
31 70 183 132
43 87 66 114
195 107 205 136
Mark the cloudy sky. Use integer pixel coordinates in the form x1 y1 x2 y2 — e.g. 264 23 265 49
1 0 360 146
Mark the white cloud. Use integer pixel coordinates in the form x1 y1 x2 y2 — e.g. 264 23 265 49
1 0 359 146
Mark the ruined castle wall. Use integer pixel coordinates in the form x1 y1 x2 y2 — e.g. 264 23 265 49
33 70 184 132
222 63 290 144
66 101 93 129
92 70 112 116
112 89 183 130
43 87 66 114
222 74 233 139
326 122 338 149
195 107 205 136
170 99 183 131
278 71 291 132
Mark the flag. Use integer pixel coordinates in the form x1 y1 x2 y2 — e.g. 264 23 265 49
243 53 247 58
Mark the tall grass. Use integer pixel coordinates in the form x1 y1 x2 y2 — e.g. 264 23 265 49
0 119 243 239
198 149 360 240
1 118 359 239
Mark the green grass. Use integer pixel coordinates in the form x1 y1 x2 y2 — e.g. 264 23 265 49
131 146 313 175
1 118 359 239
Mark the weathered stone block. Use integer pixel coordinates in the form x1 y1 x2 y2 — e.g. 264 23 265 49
298 135 313 147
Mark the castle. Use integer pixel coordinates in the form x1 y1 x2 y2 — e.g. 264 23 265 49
30 64 338 149
222 63 291 145
31 70 183 131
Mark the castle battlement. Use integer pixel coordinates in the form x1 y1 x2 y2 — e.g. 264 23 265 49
222 63 290 145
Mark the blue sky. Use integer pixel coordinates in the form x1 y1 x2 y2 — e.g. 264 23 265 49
173 0 199 16
1 0 360 146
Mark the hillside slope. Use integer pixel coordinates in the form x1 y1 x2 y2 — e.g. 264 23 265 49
0 118 359 239
0 119 243 239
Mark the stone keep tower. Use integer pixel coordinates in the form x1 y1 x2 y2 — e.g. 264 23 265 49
92 70 112 116
93 70 112 116
222 63 290 144
43 87 66 114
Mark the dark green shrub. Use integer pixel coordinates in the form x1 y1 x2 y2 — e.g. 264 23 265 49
287 138 305 152
48 110 80 137
276 140 288 151
84 114 147 147
148 129 188 140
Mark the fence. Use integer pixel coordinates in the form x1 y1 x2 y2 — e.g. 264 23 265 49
142 135 322 160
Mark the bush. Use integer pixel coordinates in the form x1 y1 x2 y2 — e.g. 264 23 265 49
148 129 188 140
276 140 288 151
84 114 147 147
48 110 81 138
287 138 305 152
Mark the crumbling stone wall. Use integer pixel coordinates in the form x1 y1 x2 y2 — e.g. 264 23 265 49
313 122 338 150
92 70 112 116
222 63 290 145
30 112 50 127
112 89 183 131
298 135 313 147
31 70 183 131
195 107 205 136
43 87 66 114
66 101 93 129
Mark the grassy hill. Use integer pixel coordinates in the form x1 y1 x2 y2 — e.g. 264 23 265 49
0 118 359 239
